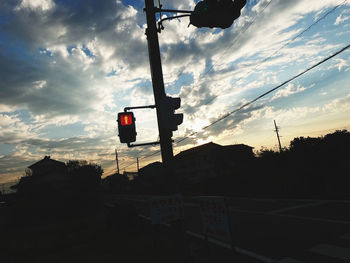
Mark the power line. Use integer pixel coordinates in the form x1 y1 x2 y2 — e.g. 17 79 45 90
199 0 274 78
120 43 350 169
198 0 348 108
175 1 348 144
175 43 350 145
119 147 161 171
246 0 348 74
163 0 273 90
118 1 274 170
118 1 348 170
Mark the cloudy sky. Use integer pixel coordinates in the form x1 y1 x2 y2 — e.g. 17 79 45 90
1 0 350 184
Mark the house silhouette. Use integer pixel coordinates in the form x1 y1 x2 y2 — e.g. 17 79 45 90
138 142 254 186
28 156 67 177
16 156 68 194
174 142 254 184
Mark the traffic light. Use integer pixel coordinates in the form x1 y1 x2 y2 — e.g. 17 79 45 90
159 96 183 131
190 0 246 29
117 112 137 143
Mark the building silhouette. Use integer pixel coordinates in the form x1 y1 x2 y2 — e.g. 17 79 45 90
15 156 68 194
174 142 254 184
138 142 254 187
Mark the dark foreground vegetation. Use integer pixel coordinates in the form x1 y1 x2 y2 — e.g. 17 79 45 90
1 200 186 263
0 160 182 263
1 130 349 263
194 129 350 199
114 129 350 199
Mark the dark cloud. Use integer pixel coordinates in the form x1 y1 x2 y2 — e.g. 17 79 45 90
3 0 133 48
180 80 217 115
0 47 104 116
0 154 31 178
1 0 345 182
0 0 149 117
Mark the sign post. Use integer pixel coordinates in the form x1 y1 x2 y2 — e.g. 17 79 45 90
199 197 239 261
150 194 184 225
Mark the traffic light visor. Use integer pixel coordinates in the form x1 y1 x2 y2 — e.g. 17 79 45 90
119 113 133 126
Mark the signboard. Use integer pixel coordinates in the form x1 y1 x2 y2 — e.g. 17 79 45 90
199 197 232 242
150 193 184 224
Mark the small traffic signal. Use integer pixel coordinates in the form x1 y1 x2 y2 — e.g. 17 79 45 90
159 96 183 131
190 0 246 29
117 112 137 143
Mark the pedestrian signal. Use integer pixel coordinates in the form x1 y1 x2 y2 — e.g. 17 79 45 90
117 112 137 143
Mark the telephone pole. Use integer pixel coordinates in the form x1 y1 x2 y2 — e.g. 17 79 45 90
144 0 174 167
144 2 187 262
274 120 282 152
136 157 140 173
115 149 120 175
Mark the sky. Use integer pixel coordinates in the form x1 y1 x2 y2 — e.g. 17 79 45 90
0 0 350 184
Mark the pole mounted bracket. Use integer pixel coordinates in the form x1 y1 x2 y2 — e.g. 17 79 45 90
127 141 160 148
154 5 193 33
124 105 156 112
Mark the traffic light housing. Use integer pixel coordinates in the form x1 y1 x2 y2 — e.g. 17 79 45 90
159 96 183 131
190 0 246 29
117 112 137 143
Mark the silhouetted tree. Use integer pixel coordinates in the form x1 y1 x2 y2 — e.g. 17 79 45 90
67 160 103 191
256 147 278 159
289 136 322 153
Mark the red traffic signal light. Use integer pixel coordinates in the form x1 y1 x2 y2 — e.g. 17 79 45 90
117 112 137 143
120 113 134 126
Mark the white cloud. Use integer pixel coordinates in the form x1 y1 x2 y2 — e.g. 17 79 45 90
271 83 307 100
1 0 350 181
322 93 350 113
15 0 55 12
32 80 47 90
327 57 350 71
335 14 350 25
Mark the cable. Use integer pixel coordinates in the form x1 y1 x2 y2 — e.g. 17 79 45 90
252 0 348 71
162 0 273 90
174 1 348 145
118 1 348 170
120 43 350 170
119 1 274 170
119 148 161 171
198 0 348 109
199 0 273 78
174 43 350 146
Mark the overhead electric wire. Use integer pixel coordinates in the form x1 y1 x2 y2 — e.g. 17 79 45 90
174 43 350 145
199 0 348 108
198 0 274 78
119 148 161 171
118 0 274 170
118 1 349 170
120 43 350 169
252 0 348 71
174 0 349 145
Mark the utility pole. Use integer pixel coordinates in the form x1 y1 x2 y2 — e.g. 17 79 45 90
144 0 174 167
115 149 120 175
136 157 140 173
144 2 187 262
274 120 282 152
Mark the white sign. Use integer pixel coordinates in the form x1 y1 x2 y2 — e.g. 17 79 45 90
199 197 231 242
150 193 184 224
